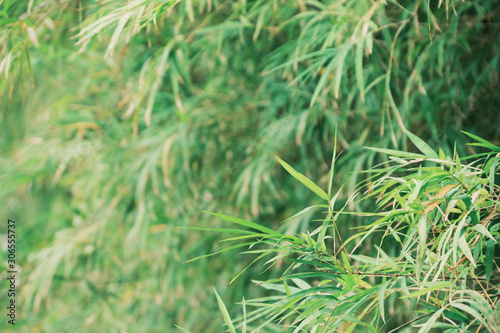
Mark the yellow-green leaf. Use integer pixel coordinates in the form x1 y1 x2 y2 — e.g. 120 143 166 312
276 157 329 201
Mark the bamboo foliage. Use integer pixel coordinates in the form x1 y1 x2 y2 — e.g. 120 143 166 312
201 133 500 332
0 0 499 331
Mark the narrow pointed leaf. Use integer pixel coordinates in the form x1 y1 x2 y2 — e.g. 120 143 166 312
205 211 277 235
405 129 438 159
213 288 236 333
276 157 329 200
400 281 452 299
486 239 495 282
458 236 476 268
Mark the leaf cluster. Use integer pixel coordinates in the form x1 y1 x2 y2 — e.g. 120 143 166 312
201 133 500 332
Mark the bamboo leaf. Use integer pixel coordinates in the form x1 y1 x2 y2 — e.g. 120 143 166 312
276 157 329 201
242 297 247 333
463 131 500 152
458 236 476 268
310 57 335 107
486 239 495 282
400 281 452 299
378 280 388 322
213 288 236 333
405 129 438 159
365 147 426 159
174 324 192 333
281 205 327 224
327 129 338 198
472 224 495 241
418 215 427 263
205 211 277 235
355 39 365 101
417 307 447 333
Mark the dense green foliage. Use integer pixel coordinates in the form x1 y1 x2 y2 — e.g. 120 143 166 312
0 0 499 332
203 132 500 332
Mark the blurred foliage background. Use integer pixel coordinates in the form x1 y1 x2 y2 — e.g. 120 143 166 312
0 0 499 331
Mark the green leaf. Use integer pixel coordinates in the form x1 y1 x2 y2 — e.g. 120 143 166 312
289 286 340 299
333 48 349 99
180 227 256 235
418 307 447 333
282 258 339 271
472 224 496 241
365 147 426 159
451 301 490 331
327 129 338 198
458 236 476 268
438 148 446 160
293 300 327 324
205 211 277 235
341 252 356 290
284 281 291 297
310 56 335 107
420 303 470 324
365 74 386 93
276 157 329 201
418 215 427 262
317 212 332 252
229 248 285 286
242 297 247 333
174 324 192 333
464 291 499 331
405 129 438 159
463 131 500 152
281 205 327 224
264 272 339 284
486 239 495 282
488 157 499 192
400 281 452 299
185 242 256 263
213 288 236 333
355 39 365 101
378 280 388 322
253 10 265 42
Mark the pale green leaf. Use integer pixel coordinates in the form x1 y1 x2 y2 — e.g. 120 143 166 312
400 281 452 299
405 129 438 159
276 157 329 201
458 235 476 268
213 288 236 333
